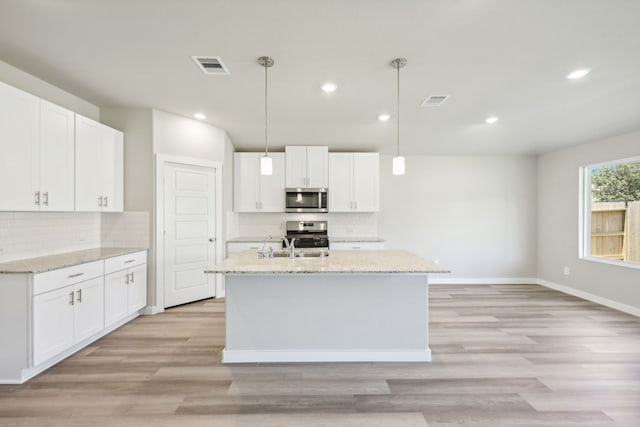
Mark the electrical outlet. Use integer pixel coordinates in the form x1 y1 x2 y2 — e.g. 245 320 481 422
563 266 570 276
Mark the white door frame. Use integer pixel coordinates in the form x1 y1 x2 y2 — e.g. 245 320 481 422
155 154 223 311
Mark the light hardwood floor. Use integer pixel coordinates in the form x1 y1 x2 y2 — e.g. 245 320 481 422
1 284 639 426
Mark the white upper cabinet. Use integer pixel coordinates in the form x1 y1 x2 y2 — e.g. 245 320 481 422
0 83 74 211
75 114 123 212
328 153 379 212
0 81 121 213
285 146 328 188
0 83 75 212
0 82 39 211
234 152 285 212
353 153 380 212
38 100 75 211
327 153 353 212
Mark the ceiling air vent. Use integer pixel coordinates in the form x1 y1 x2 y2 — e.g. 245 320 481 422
421 95 449 107
192 56 230 75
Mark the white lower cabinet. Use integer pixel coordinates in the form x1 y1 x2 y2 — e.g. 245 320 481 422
33 276 104 366
0 250 147 384
104 252 147 327
32 285 75 366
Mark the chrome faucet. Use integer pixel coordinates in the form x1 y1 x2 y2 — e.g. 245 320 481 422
282 236 296 258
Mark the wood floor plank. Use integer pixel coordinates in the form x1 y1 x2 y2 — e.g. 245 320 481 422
0 284 639 426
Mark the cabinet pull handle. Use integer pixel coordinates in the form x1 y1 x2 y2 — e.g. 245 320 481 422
43 192 49 206
104 196 108 207
69 291 75 306
98 196 103 207
76 289 82 303
124 259 135 264
34 191 40 206
125 273 130 285
352 246 361 250
68 272 84 278
130 272 134 283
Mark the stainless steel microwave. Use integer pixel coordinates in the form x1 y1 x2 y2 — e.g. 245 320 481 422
285 188 328 213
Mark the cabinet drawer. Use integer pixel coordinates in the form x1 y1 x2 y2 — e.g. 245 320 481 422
33 260 104 296
330 241 385 250
104 251 147 274
227 241 282 255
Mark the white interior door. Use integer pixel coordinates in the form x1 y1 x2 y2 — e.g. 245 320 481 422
164 162 217 308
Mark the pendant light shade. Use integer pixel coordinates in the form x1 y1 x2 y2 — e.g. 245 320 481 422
391 58 407 176
258 56 274 175
260 155 273 175
392 156 405 175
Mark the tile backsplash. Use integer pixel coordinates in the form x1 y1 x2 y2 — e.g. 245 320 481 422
101 211 150 248
229 212 379 239
0 211 150 263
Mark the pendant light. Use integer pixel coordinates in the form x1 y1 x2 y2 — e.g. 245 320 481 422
258 56 274 175
391 58 407 175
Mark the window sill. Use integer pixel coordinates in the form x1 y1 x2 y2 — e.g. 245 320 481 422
580 256 640 270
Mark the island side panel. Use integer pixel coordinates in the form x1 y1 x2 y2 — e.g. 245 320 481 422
224 273 430 363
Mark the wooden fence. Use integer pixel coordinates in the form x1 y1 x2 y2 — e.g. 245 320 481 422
591 201 640 263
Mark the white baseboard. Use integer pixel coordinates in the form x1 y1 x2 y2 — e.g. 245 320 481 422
140 305 163 315
222 348 431 364
537 279 640 317
429 277 537 285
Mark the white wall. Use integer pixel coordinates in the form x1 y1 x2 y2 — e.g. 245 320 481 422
538 130 640 312
102 108 235 309
0 59 99 120
153 109 226 161
378 155 538 280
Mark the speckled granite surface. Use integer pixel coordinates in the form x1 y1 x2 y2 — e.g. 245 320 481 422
0 247 147 274
206 250 449 274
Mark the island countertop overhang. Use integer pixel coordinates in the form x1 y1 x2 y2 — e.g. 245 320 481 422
206 250 450 275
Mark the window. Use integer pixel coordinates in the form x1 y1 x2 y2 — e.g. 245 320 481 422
581 156 640 268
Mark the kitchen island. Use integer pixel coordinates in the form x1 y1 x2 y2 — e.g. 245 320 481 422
205 250 448 363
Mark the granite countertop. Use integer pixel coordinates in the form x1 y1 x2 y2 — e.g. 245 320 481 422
206 250 449 275
330 237 385 242
0 247 147 274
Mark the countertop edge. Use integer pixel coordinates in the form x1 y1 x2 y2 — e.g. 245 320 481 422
0 247 148 274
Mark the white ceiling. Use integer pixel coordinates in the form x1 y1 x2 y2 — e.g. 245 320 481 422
1 0 640 155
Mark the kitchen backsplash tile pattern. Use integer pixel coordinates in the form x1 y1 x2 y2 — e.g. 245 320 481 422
101 211 150 248
229 212 378 239
0 211 150 263
0 212 101 263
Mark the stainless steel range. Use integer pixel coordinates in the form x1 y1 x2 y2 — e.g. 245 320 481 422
284 221 329 249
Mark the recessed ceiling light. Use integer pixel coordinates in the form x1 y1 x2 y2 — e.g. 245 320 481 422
378 114 391 122
566 68 591 80
485 116 499 124
194 113 206 120
321 82 337 93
